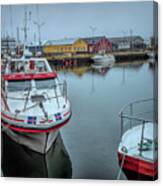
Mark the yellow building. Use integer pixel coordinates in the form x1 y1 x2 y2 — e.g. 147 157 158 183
43 38 88 56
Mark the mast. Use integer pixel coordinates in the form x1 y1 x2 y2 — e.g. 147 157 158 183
22 6 31 49
34 4 45 46
9 5 14 38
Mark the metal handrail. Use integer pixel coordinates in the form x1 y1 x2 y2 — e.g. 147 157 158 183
2 81 68 114
119 98 154 117
121 114 152 123
4 82 67 101
119 98 157 157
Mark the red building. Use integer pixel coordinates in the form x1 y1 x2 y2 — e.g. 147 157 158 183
82 36 112 53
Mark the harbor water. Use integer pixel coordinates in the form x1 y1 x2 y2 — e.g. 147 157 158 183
2 60 154 179
51 60 154 180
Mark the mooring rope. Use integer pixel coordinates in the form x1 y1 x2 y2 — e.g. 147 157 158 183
116 151 126 180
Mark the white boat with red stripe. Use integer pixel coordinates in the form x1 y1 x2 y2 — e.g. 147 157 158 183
117 98 158 180
1 56 72 153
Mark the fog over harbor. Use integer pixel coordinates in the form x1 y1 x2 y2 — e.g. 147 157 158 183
1 1 153 43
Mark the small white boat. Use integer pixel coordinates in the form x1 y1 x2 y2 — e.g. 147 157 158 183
117 98 158 180
147 51 156 59
91 54 115 68
1 56 72 154
147 51 157 65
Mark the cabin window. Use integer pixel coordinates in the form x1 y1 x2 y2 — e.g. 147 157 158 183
10 61 24 73
36 61 47 72
35 78 56 89
7 80 31 92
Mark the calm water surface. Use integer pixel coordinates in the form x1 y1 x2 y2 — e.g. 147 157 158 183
52 61 154 180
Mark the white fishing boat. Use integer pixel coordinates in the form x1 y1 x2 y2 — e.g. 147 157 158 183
117 98 158 180
1 56 72 154
91 54 115 68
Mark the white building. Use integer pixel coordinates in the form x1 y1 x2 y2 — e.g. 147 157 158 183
109 36 145 51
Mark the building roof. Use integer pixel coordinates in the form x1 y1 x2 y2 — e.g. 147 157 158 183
109 36 144 44
81 36 106 44
43 38 78 46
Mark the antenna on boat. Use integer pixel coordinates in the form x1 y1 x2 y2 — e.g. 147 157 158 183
34 4 45 46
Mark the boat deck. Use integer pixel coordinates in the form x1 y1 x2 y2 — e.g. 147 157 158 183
118 122 157 161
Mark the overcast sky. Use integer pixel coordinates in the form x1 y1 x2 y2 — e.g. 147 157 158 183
1 1 154 44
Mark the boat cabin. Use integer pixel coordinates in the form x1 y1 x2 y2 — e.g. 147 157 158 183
1 57 70 133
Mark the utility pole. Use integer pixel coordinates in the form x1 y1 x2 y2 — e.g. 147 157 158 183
122 30 126 37
16 27 20 43
34 5 45 46
34 32 36 44
89 26 97 37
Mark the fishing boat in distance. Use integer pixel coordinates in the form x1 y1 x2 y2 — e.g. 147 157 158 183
1 56 72 154
117 98 158 180
91 53 115 68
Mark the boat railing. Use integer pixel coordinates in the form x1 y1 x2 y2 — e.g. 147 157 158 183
2 81 68 112
119 98 157 156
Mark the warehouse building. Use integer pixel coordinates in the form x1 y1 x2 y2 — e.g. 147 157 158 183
109 36 145 51
43 38 88 57
82 36 112 53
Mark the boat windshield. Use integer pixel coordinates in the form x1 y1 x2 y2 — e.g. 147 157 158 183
7 80 31 92
35 78 56 90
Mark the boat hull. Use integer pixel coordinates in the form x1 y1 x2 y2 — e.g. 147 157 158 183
92 55 115 68
118 152 158 180
1 131 72 178
1 111 71 133
1 113 71 153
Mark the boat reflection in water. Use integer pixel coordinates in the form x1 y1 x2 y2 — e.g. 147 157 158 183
91 65 110 76
1 56 72 178
2 132 72 178
53 61 112 77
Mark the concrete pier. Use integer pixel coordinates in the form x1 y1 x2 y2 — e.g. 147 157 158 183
45 50 149 63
